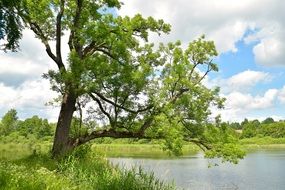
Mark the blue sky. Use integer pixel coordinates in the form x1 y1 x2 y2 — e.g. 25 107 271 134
0 0 285 122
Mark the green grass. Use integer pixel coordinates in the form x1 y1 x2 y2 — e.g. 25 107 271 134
2 135 285 190
240 137 285 145
0 142 176 190
0 141 51 160
240 137 285 151
92 143 200 158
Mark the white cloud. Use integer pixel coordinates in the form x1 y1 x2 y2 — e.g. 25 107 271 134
216 89 278 121
207 70 271 93
253 37 285 66
278 85 285 104
0 30 58 86
227 70 271 90
0 29 70 121
206 70 280 122
0 79 59 121
119 0 285 65
226 89 278 110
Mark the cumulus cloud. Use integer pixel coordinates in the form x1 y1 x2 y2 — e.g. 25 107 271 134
216 89 279 121
0 30 57 87
0 79 59 121
278 85 285 104
207 70 272 93
226 89 278 110
206 70 281 121
0 29 70 120
119 0 285 66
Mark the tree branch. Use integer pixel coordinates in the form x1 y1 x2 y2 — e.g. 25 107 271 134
89 92 153 114
88 93 113 125
73 129 149 146
184 138 212 151
197 60 212 84
82 41 106 56
68 0 83 53
56 0 65 64
29 21 65 71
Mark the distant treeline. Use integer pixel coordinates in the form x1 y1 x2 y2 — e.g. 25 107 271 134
227 118 285 138
0 109 54 139
1 109 285 141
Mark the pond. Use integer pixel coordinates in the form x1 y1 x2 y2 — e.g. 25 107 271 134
110 149 285 190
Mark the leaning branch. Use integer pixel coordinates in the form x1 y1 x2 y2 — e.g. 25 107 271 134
73 129 148 146
184 138 212 151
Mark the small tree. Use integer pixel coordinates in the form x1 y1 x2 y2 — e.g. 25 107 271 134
0 109 18 135
262 117 274 124
1 0 244 162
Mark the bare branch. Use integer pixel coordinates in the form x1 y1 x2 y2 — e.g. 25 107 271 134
29 21 65 71
89 93 113 125
196 60 213 84
89 91 153 114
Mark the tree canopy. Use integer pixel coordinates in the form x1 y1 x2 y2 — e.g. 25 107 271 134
0 0 245 162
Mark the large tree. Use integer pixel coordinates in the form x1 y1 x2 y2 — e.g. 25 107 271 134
0 0 244 162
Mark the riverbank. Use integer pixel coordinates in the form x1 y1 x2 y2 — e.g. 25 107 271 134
1 137 285 189
0 144 175 190
1 137 285 159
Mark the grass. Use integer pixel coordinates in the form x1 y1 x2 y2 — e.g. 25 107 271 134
240 137 285 150
1 135 285 190
240 136 285 145
92 143 200 158
0 142 176 190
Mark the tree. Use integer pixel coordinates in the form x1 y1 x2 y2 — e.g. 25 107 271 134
18 115 53 138
0 109 18 135
262 117 274 124
1 0 244 162
241 120 260 138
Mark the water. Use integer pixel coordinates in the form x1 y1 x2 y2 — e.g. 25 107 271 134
110 149 285 190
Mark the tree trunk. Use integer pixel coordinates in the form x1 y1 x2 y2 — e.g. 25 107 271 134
52 91 77 158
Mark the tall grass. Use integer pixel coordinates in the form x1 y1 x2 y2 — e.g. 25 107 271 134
0 144 176 190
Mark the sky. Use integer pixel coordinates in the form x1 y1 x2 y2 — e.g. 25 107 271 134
1 0 285 122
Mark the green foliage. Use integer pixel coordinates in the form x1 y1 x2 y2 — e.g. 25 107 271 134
262 117 275 124
241 120 260 138
238 119 285 139
202 123 246 163
18 116 53 138
259 122 285 138
0 109 18 136
3 0 244 162
0 0 23 51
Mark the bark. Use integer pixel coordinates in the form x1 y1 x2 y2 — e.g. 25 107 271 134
52 91 77 158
